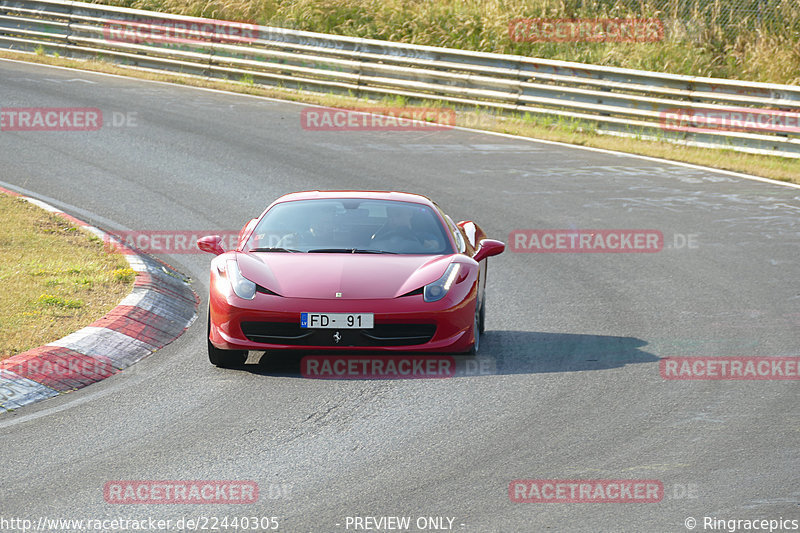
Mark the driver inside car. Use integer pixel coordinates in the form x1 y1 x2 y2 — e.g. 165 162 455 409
371 205 440 251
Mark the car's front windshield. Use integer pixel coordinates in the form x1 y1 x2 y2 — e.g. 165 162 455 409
244 198 454 255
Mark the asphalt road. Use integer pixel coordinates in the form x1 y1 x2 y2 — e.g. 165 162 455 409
0 58 798 533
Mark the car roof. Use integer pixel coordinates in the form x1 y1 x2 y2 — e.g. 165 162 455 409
272 190 436 208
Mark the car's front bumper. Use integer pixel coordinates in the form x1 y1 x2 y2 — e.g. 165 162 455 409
208 287 476 354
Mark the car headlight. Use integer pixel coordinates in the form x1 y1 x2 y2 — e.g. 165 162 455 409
222 258 256 300
423 263 460 302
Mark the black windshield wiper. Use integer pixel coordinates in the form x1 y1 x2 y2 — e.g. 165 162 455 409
353 249 398 254
307 248 397 254
249 247 302 253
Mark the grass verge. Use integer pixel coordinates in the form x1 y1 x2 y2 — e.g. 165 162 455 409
0 193 135 360
2 50 798 185
94 0 800 85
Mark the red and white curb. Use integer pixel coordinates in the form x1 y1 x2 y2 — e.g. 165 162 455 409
0 187 198 413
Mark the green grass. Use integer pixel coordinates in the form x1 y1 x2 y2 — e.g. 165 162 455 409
91 0 800 84
36 294 84 309
0 194 135 359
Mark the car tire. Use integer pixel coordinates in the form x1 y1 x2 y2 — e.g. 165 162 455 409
478 295 486 335
207 310 247 368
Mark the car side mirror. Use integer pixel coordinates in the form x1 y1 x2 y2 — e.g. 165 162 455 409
473 239 505 262
197 235 225 255
457 220 477 247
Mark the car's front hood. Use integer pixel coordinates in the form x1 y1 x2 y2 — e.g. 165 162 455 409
236 252 456 299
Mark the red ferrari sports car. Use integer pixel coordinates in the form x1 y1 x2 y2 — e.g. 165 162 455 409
197 191 505 367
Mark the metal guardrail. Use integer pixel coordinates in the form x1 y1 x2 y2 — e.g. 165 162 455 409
1 0 799 158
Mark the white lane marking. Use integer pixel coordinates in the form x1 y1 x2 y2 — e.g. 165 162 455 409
43 77 95 84
24 197 61 212
1 56 798 191
0 179 131 231
0 375 141 429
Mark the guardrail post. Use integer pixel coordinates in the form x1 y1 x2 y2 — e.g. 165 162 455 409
65 0 74 51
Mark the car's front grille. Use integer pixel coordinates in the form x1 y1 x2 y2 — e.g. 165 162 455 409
240 322 436 347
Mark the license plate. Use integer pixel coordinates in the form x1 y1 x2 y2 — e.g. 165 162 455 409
300 312 374 329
